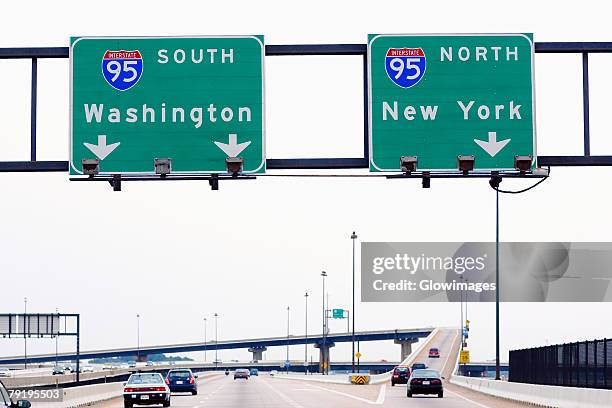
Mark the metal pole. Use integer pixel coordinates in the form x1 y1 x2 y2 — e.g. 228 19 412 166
30 58 37 161
204 318 207 363
24 297 27 370
351 231 357 374
214 313 218 369
496 187 501 380
286 306 290 373
55 308 59 367
305 292 308 375
347 310 350 333
136 314 140 361
460 277 464 352
76 314 80 383
321 271 327 375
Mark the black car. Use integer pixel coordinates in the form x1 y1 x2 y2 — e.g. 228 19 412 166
166 369 198 395
390 366 410 386
0 380 31 408
411 362 427 370
407 369 443 398
52 366 65 375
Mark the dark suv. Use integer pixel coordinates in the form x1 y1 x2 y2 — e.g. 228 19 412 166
165 369 198 395
0 381 31 408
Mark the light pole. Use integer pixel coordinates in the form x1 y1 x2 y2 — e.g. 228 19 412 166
459 275 464 351
304 292 309 375
203 318 207 363
55 308 59 367
286 306 290 373
214 313 219 369
321 271 327 375
351 231 357 373
24 297 27 370
495 188 501 380
136 314 140 361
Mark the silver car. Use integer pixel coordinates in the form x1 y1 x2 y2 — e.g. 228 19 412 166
123 373 170 408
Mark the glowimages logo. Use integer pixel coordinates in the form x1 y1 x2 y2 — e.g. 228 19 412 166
361 242 612 302
371 253 488 275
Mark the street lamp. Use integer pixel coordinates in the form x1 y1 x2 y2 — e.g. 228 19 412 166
321 271 327 375
304 292 309 375
351 231 357 373
55 308 59 366
214 313 219 369
136 314 140 361
24 297 27 370
286 306 290 373
203 318 207 363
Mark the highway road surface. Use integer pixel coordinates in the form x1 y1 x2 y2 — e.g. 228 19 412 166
94 330 526 408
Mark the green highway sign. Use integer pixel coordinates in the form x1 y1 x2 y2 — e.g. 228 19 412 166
332 309 346 319
70 36 265 175
368 34 536 172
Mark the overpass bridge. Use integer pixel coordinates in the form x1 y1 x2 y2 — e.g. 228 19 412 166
0 328 433 371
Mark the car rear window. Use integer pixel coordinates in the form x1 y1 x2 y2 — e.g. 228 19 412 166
169 371 191 378
394 367 409 373
128 373 163 384
412 369 440 378
430 348 439 352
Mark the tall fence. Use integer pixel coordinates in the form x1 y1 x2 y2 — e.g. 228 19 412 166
509 339 612 389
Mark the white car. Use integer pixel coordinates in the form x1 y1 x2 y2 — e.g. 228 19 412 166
269 370 278 377
123 372 170 408
119 363 130 370
0 368 10 377
80 366 95 373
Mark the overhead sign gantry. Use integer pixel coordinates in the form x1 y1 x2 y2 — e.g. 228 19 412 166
368 34 536 173
70 36 266 176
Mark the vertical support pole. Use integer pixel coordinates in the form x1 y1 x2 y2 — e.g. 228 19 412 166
30 58 38 162
362 54 369 163
304 292 308 375
76 314 80 383
582 52 591 157
495 188 501 380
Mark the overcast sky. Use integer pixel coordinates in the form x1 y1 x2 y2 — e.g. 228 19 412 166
1 0 612 364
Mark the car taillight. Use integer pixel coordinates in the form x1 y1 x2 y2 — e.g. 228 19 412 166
411 379 421 385
189 376 195 384
155 386 166 391
165 378 170 385
432 379 441 385
124 387 135 393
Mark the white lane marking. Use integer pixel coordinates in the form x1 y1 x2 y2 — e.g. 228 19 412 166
310 384 385 405
446 388 494 408
260 377 305 408
375 384 386 404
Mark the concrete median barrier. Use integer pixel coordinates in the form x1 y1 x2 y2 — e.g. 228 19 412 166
450 375 612 408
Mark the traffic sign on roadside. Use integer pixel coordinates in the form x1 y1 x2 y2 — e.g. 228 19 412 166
368 34 535 172
70 36 265 175
460 350 470 364
355 351 362 359
332 309 346 319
